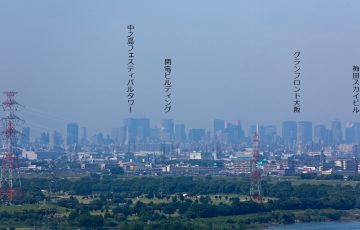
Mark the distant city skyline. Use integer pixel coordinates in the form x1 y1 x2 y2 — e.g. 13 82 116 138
1 1 360 136
19 117 360 145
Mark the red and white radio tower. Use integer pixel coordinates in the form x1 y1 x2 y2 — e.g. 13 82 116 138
250 125 262 202
0 91 23 202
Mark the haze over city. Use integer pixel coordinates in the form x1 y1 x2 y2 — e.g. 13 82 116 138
1 0 360 137
3 1 360 229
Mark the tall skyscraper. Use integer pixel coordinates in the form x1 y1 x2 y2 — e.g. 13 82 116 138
282 121 297 146
67 123 79 147
236 121 245 142
52 130 63 147
137 118 150 143
223 121 244 145
314 125 327 145
213 119 226 146
345 122 360 144
80 126 87 145
124 118 135 145
161 119 174 141
39 132 50 146
260 125 277 147
124 118 150 144
175 124 186 143
20 127 30 147
188 128 205 143
297 121 312 145
150 127 161 143
96 132 104 145
119 126 127 144
213 119 225 135
345 123 355 144
331 120 343 145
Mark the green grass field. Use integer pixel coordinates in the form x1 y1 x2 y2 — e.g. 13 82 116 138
0 203 64 213
268 176 359 187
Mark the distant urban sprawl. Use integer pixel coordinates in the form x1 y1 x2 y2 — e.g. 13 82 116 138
13 119 360 177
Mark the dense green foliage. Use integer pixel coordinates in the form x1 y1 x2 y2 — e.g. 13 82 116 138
1 175 360 229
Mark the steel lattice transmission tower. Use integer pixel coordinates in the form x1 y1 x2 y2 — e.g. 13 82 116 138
250 125 262 202
0 91 24 202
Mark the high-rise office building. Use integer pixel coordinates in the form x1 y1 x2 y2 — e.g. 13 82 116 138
39 132 50 146
223 121 244 145
52 130 63 147
150 127 161 143
80 126 87 145
236 121 245 142
213 119 225 135
188 129 205 143
161 119 174 141
124 118 150 144
137 118 150 142
260 125 277 147
175 124 186 143
67 123 79 147
20 127 30 147
331 120 342 145
345 123 355 144
314 125 327 145
345 122 360 144
297 121 312 145
282 121 297 146
119 126 126 144
96 132 104 145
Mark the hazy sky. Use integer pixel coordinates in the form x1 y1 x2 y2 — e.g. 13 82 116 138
1 0 360 137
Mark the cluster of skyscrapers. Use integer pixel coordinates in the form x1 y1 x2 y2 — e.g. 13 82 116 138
15 119 360 153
